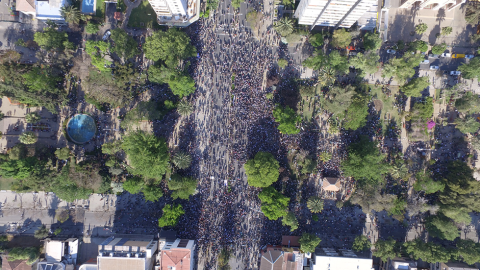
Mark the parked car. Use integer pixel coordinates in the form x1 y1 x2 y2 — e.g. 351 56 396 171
429 65 439 70
421 59 430 64
386 49 396 54
452 54 465 58
466 55 475 59
428 54 440 58
450 71 461 75
441 53 451 58
102 30 111 41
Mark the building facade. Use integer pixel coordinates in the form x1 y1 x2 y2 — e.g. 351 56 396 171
97 236 158 270
148 0 199 26
311 248 373 270
294 0 378 29
159 238 195 270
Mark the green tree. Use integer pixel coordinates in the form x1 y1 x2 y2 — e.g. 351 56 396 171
277 59 288 69
431 43 447 55
19 131 37 144
299 233 321 253
455 92 480 114
413 171 445 194
458 58 480 79
352 235 372 251
341 136 389 186
409 97 433 121
25 112 41 123
34 225 49 239
110 28 140 59
331 28 352 48
307 196 324 213
168 174 197 200
22 67 60 92
34 27 68 50
456 239 480 265
272 105 301 134
403 239 452 263
55 209 70 223
343 94 369 130
168 72 196 98
123 177 145 194
8 144 27 160
122 131 170 179
177 100 193 116
7 247 39 265
410 40 428 52
55 147 70 160
274 17 294 37
60 5 81 24
244 152 279 187
158 204 185 227
142 185 164 202
388 197 406 216
309 33 324 47
144 28 196 67
382 54 423 84
317 67 336 87
321 85 355 118
455 116 480 134
373 238 400 262
426 215 460 241
258 186 289 220
400 76 429 97
85 22 100 34
363 32 382 51
328 51 349 74
231 0 243 8
349 52 379 76
441 26 452 36
282 211 299 231
303 49 326 70
102 141 122 155
465 2 480 25
415 23 428 34
172 151 192 169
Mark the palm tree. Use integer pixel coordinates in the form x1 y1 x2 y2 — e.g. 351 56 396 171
177 100 193 116
34 225 49 239
25 112 41 123
19 131 37 144
307 196 324 213
61 6 81 25
466 2 480 25
274 17 294 37
172 151 192 169
317 67 336 87
391 164 408 180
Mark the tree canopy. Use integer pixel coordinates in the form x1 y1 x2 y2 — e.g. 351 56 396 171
413 171 445 194
363 33 382 51
158 204 185 227
34 27 69 50
343 94 369 130
373 238 400 262
382 54 423 84
122 131 169 179
110 28 140 59
309 33 324 47
331 28 352 48
458 58 480 79
401 76 429 97
244 151 280 187
123 177 145 194
272 105 301 134
144 28 196 67
455 92 480 114
426 214 460 241
307 196 324 213
352 235 372 252
7 247 39 265
282 211 299 231
349 52 379 76
168 174 197 200
455 116 480 134
258 186 290 220
299 233 321 253
142 185 164 202
403 239 452 263
456 239 480 265
148 65 196 98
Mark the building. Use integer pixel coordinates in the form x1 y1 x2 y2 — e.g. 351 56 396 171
148 0 199 26
44 238 79 265
97 236 158 270
294 0 378 29
16 0 68 22
259 245 304 270
398 0 464 11
311 248 373 270
432 262 480 270
378 258 420 270
159 238 195 270
322 177 342 192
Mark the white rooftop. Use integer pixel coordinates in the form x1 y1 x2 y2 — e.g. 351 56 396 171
35 0 66 20
312 255 374 270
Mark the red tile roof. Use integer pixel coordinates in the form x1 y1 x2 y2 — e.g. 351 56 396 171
161 248 191 270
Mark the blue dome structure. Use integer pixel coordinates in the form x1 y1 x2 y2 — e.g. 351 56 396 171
66 114 96 144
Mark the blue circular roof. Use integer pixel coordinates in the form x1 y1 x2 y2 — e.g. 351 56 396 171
67 114 96 144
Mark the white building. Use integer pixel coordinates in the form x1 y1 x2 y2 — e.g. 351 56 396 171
294 0 377 29
398 0 464 11
148 0 199 26
96 236 158 270
158 238 195 270
311 248 374 270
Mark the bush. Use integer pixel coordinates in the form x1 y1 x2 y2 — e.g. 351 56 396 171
431 43 447 55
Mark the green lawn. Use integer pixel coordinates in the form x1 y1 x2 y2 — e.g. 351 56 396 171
368 84 401 130
301 97 315 122
128 0 160 28
96 0 105 19
0 177 15 190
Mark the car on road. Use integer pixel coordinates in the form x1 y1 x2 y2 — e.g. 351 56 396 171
421 59 430 64
102 30 111 41
430 65 439 70
441 53 451 58
387 49 396 54
466 55 475 59
452 54 465 58
450 71 461 75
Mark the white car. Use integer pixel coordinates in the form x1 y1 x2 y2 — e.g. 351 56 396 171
450 71 461 75
102 30 111 41
386 49 396 54
429 65 439 70
421 59 430 64
441 53 451 58
466 55 475 59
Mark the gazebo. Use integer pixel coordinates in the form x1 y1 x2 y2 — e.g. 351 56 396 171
322 177 341 192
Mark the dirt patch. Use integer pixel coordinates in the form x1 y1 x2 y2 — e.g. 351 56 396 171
7 235 41 248
373 99 383 112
